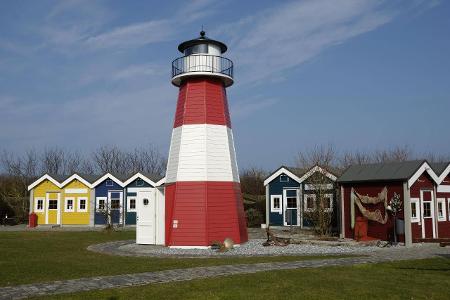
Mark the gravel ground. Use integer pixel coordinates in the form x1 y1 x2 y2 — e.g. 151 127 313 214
110 239 380 257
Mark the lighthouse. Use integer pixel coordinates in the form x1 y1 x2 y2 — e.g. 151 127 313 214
164 31 248 247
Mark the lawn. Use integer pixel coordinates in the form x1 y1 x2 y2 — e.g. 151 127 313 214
0 230 351 286
33 257 450 300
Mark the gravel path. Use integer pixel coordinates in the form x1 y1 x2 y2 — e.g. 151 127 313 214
88 239 379 257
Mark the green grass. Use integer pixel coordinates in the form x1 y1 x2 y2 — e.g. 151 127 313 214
33 257 450 300
0 231 351 286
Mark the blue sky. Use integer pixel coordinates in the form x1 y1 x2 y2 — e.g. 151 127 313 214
1 0 449 170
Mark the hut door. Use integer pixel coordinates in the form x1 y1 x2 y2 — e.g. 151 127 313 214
136 190 156 244
283 189 299 226
420 190 436 239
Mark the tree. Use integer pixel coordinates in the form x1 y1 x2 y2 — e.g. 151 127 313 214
92 145 128 174
295 144 336 169
240 167 267 227
0 150 38 221
302 171 335 236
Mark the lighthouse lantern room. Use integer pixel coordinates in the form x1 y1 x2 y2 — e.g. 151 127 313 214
165 31 248 247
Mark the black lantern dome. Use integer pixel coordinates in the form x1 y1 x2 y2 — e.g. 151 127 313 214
177 30 227 54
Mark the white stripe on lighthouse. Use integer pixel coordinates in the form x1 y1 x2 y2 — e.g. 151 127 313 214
165 124 240 183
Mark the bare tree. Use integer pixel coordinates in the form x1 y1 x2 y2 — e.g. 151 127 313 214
373 145 412 163
421 152 450 163
240 167 267 196
41 147 66 175
92 145 128 174
0 149 39 221
240 167 267 227
125 146 166 176
296 144 336 169
302 171 335 236
339 150 373 170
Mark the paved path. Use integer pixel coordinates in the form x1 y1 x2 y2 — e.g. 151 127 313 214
1 245 449 300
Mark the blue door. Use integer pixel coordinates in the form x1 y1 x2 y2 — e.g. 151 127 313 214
284 189 299 226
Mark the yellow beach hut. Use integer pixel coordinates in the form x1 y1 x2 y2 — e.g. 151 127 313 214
28 174 96 226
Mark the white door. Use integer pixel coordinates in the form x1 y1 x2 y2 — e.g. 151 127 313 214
283 189 300 226
136 190 156 244
420 190 436 239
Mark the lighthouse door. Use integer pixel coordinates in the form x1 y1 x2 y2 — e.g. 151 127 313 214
136 190 156 244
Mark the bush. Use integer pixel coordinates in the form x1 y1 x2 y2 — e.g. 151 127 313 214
246 208 263 227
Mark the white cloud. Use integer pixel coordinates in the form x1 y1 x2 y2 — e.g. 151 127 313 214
84 19 175 50
82 0 221 50
217 0 399 84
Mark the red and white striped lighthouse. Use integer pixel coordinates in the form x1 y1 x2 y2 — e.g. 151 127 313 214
164 31 248 247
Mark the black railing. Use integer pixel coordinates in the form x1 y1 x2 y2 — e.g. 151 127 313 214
172 55 233 78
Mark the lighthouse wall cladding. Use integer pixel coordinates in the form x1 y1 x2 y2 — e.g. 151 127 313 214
165 31 248 247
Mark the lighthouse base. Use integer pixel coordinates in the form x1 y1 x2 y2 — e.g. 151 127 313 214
165 181 248 247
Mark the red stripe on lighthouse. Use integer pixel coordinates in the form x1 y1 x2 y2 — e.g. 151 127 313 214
173 78 231 128
165 181 248 247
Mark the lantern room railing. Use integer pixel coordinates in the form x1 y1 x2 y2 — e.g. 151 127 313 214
172 55 233 79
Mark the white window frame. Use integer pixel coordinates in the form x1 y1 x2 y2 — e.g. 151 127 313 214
323 194 333 212
96 197 107 211
437 198 446 222
109 192 122 210
448 198 450 221
105 180 114 187
64 197 75 212
410 198 420 223
304 183 334 191
77 197 88 212
127 196 137 212
35 197 45 212
279 175 289 182
304 194 316 212
270 195 282 214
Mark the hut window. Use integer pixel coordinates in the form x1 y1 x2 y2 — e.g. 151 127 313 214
270 195 282 213
304 194 316 212
280 175 289 182
78 198 87 212
65 198 74 212
111 199 120 210
448 199 450 220
129 198 136 211
97 198 106 211
323 194 333 212
106 180 114 187
410 198 419 222
35 198 44 212
286 197 297 209
136 179 144 186
437 198 446 221
48 200 58 210
423 202 431 218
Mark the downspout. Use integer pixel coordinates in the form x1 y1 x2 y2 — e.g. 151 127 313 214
433 184 438 239
403 181 412 247
340 185 345 238
29 189 34 214
299 183 303 229
89 187 95 227
265 184 269 226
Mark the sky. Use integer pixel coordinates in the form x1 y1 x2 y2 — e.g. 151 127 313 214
1 0 449 171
